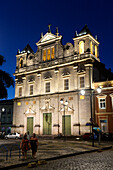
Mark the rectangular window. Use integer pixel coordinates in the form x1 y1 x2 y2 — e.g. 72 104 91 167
99 98 106 109
19 87 22 97
46 82 50 93
64 79 69 90
51 47 54 59
47 49 50 60
30 85 33 95
80 77 85 88
43 50 46 61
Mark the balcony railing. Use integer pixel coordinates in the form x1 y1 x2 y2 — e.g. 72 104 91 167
15 53 99 73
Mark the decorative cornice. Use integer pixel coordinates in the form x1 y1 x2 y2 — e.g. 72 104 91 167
84 64 93 67
77 71 86 75
96 112 113 115
16 52 27 57
14 57 94 76
96 94 107 98
73 34 99 45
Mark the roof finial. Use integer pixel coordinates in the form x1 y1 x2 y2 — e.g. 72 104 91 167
95 35 97 40
17 49 20 54
48 24 51 33
56 27 59 37
40 32 43 38
75 31 78 37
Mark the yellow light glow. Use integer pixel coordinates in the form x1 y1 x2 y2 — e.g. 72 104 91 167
79 41 84 54
43 50 46 61
51 47 54 59
26 102 29 105
95 45 97 57
80 95 85 100
47 49 50 60
33 101 36 104
17 102 21 106
69 97 73 100
19 58 23 68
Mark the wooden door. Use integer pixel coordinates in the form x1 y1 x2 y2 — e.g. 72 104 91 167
27 117 33 135
43 113 52 135
62 115 71 136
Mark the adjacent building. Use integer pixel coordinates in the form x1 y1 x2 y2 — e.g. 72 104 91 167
0 99 13 133
94 80 113 133
12 25 113 136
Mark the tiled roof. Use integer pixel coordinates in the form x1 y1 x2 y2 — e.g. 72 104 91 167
78 24 92 36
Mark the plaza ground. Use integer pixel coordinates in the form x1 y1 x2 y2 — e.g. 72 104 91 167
0 138 112 169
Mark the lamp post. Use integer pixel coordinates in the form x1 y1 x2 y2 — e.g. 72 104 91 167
80 87 101 147
60 99 68 141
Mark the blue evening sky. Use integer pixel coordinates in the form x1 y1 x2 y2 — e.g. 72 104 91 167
0 0 113 99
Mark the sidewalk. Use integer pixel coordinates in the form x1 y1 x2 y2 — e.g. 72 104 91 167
0 139 112 169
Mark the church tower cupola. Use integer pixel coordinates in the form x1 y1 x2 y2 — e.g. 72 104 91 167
16 44 34 71
73 25 100 60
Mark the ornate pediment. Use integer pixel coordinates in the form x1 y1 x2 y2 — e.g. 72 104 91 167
25 107 36 115
60 106 74 112
36 33 57 46
36 32 62 46
41 33 56 42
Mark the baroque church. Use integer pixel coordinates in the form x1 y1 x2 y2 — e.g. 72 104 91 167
12 25 113 136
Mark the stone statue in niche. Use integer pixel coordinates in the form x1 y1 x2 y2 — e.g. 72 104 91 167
45 101 49 110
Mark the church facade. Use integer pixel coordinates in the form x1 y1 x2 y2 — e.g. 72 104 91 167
13 25 110 136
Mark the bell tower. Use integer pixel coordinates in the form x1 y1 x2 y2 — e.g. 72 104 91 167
73 25 100 60
16 44 34 71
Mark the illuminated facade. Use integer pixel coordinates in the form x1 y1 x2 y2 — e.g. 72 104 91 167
12 25 113 136
94 80 113 134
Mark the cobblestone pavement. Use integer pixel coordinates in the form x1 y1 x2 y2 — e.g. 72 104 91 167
12 150 113 170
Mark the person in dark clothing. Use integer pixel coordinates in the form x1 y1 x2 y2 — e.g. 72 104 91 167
30 133 38 158
20 134 29 159
27 131 30 141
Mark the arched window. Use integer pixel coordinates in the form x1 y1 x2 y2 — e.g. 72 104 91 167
90 41 93 54
43 50 46 61
95 45 97 57
19 58 23 68
79 41 84 54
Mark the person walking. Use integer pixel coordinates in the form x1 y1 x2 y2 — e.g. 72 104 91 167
27 131 30 141
20 134 29 160
30 133 38 158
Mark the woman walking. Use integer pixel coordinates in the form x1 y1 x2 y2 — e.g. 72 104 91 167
20 134 29 160
30 133 38 158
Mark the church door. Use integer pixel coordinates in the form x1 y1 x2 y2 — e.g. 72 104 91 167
62 115 71 136
27 117 33 135
43 113 52 135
